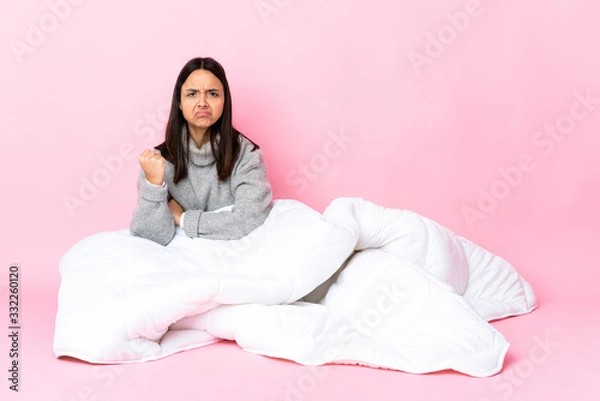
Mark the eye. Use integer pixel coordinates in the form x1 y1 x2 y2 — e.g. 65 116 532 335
187 92 196 97
208 91 219 97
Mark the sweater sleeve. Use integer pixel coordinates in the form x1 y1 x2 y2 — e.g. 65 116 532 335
129 170 176 246
182 144 273 240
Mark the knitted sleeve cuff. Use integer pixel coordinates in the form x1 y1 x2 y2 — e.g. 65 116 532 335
183 209 202 237
139 178 168 202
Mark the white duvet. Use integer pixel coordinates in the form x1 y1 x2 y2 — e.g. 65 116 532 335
53 198 537 377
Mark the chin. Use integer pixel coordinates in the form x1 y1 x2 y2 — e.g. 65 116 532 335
195 119 213 126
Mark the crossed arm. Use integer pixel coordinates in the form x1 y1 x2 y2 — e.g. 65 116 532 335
130 148 273 245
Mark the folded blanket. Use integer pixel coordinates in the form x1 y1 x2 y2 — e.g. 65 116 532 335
53 198 537 377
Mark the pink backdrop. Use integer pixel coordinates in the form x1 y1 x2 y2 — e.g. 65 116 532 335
1 0 599 399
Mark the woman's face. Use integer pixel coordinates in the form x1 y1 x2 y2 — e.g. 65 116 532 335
179 69 225 134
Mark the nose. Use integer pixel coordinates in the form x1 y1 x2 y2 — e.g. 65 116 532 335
198 92 208 108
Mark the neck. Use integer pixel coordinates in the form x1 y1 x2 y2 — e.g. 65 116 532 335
187 124 209 147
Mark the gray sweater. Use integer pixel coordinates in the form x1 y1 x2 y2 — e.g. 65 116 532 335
130 135 273 245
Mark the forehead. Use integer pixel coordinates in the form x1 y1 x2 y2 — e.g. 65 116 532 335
182 69 223 90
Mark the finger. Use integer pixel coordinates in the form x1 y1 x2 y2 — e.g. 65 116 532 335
139 151 150 165
141 150 160 161
140 149 156 161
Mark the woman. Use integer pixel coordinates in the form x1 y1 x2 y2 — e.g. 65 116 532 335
130 57 273 245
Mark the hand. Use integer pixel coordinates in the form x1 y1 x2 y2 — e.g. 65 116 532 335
168 199 184 226
139 149 166 185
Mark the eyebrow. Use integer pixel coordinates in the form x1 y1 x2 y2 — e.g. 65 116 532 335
184 88 220 92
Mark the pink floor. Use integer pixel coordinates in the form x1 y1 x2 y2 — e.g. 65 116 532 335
3 235 599 401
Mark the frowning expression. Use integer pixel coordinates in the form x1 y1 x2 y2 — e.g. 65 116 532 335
179 69 225 134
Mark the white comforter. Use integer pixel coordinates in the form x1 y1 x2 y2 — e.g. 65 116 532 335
53 198 537 377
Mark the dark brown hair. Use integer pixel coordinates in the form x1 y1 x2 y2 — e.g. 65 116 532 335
156 57 257 183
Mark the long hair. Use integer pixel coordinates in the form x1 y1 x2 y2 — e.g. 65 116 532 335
156 57 257 183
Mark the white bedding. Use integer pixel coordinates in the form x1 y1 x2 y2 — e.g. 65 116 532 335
53 198 537 377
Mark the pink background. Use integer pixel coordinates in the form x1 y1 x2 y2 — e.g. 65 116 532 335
1 0 599 400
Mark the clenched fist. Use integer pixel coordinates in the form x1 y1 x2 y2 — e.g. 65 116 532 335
139 149 166 186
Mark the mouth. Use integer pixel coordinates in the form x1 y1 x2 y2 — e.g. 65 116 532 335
195 111 210 117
